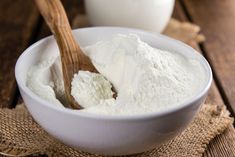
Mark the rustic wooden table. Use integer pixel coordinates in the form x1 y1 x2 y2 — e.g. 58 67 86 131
1 0 235 156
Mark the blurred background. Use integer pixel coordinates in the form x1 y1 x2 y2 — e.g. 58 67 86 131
0 0 235 156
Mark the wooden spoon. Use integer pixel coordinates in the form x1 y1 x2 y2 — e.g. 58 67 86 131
35 0 97 109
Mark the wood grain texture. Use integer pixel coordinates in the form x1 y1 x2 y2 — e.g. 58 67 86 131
0 0 39 108
204 125 235 157
181 0 235 115
173 1 235 156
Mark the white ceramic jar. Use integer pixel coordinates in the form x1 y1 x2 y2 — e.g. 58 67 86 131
85 0 175 33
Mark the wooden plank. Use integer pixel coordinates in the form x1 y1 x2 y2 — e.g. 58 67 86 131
204 126 235 157
173 1 235 156
0 0 39 108
181 0 235 115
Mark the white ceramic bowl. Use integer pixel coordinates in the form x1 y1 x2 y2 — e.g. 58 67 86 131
15 27 212 155
85 0 175 33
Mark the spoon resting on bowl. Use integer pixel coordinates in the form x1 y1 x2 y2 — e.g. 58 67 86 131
35 0 98 109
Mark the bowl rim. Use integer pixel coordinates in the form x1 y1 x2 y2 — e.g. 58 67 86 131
15 26 212 120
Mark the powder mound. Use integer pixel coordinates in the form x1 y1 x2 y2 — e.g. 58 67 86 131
27 34 205 115
71 71 114 108
82 34 205 115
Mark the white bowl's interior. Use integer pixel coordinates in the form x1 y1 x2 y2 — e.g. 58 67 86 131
15 27 212 118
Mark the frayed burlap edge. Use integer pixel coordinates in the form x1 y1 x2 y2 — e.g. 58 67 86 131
0 103 233 157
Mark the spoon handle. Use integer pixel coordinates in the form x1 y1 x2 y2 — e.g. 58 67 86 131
35 0 82 109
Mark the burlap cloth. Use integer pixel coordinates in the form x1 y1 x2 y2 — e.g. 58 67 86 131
0 17 233 157
0 103 233 157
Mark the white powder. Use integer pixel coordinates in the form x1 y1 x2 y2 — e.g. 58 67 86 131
27 34 205 115
71 71 114 108
27 57 64 108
